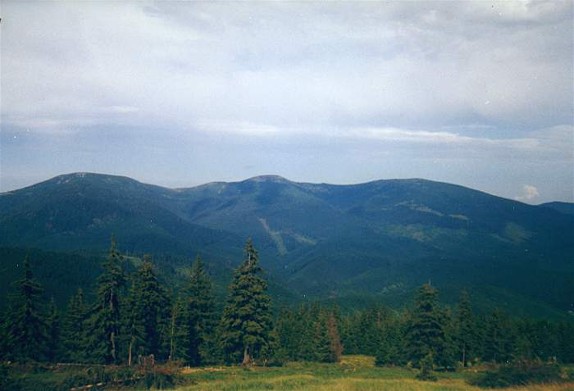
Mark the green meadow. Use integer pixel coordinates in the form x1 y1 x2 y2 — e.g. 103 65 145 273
176 356 574 391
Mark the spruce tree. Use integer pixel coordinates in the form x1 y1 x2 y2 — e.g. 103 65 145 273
454 290 477 367
375 316 405 366
482 309 514 363
219 239 273 365
404 283 449 368
126 255 170 364
326 311 343 363
46 298 62 362
167 299 188 362
312 309 343 363
62 288 87 362
85 237 126 364
7 256 48 362
182 256 217 366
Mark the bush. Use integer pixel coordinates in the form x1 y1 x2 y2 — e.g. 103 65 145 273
0 363 23 391
469 360 564 388
415 352 437 382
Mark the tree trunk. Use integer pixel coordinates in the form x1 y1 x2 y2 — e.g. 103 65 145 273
242 345 252 366
169 308 176 361
128 337 134 366
111 331 116 363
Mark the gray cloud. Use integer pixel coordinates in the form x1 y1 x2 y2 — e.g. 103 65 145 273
1 1 572 202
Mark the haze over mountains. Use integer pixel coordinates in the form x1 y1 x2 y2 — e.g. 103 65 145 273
1 173 572 318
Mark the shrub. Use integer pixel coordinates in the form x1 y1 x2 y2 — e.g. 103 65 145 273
469 360 564 388
415 352 437 382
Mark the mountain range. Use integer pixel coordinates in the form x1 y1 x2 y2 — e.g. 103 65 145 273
1 173 573 318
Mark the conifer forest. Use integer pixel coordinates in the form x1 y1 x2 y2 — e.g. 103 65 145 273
1 238 573 390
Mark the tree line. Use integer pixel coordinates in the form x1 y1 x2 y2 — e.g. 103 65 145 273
1 238 573 369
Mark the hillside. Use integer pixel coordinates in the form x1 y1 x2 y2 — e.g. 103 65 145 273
541 201 574 216
1 173 573 317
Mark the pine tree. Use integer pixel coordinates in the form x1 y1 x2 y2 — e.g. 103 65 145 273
62 288 87 362
312 310 343 362
125 277 146 366
46 298 62 362
375 315 405 366
326 310 343 363
85 237 126 364
219 239 273 365
167 299 188 362
454 290 476 367
404 283 450 368
182 256 217 366
482 309 514 363
7 256 48 362
126 255 170 364
311 311 333 363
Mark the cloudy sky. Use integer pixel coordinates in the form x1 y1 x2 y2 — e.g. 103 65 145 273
1 1 573 203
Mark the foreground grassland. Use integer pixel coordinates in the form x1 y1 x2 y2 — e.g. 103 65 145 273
177 356 574 391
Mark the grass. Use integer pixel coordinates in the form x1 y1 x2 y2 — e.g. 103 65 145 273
5 357 573 390
175 356 574 391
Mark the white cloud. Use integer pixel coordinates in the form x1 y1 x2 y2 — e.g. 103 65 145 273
1 1 572 202
515 185 541 202
2 1 572 135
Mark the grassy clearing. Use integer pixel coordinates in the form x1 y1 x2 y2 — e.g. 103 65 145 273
176 356 574 391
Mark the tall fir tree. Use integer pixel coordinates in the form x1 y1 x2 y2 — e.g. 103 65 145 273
312 309 343 363
219 239 273 365
404 283 450 368
7 256 48 362
167 299 188 362
454 290 477 367
85 237 126 364
182 256 217 366
62 288 88 362
46 298 62 362
482 309 514 363
375 314 406 366
125 255 170 364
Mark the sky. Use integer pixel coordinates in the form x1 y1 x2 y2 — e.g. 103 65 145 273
1 1 573 204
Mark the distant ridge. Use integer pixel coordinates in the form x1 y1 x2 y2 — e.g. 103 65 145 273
1 172 573 318
541 201 574 216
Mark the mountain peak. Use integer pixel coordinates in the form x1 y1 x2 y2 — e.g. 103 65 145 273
245 175 291 184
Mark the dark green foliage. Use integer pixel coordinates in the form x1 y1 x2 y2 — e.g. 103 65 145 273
374 315 406 367
2 173 573 320
180 256 217 366
125 256 170 364
274 304 343 364
556 322 574 363
311 309 344 363
219 240 273 365
84 237 127 364
0 248 102 311
45 299 61 363
481 310 515 364
454 290 478 367
62 288 87 362
0 310 10 361
404 284 453 368
6 256 48 362
416 351 438 381
1 234 573 373
166 299 188 363
469 360 564 388
2 362 187 391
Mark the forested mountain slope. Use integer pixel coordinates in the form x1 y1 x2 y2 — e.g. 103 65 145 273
1 173 572 317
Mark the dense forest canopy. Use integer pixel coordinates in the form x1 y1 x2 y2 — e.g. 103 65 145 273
2 239 573 370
